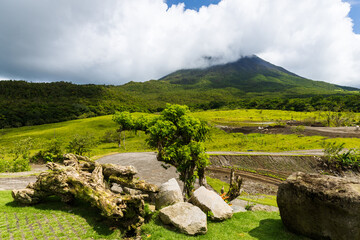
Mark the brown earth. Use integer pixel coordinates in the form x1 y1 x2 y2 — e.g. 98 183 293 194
218 125 360 138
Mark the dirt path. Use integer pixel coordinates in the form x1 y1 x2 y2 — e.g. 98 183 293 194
0 164 48 191
219 125 360 138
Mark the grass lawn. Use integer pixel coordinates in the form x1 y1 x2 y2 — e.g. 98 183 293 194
141 211 307 240
0 191 123 239
0 190 307 240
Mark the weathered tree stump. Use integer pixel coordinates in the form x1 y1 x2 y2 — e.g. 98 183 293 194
226 168 243 201
12 153 158 234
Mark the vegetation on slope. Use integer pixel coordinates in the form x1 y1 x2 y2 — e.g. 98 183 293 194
1 56 359 128
2 109 360 172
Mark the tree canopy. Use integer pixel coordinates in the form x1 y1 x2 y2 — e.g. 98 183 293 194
113 104 210 197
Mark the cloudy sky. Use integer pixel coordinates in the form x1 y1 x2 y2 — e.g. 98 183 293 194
0 0 360 87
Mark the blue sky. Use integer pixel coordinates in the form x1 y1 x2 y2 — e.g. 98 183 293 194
168 0 360 34
346 0 360 33
166 0 221 10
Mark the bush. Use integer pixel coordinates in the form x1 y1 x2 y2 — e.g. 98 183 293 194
322 142 360 172
100 130 121 143
32 138 65 163
10 137 33 161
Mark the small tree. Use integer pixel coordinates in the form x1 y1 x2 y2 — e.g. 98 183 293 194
112 111 135 148
113 104 210 197
67 134 97 156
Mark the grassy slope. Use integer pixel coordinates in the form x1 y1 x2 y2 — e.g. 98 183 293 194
1 109 360 163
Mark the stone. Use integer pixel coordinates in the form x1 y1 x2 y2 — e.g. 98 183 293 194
110 183 123 194
277 172 360 240
155 178 183 210
189 186 233 221
229 199 247 213
123 187 142 195
159 202 207 235
251 204 278 212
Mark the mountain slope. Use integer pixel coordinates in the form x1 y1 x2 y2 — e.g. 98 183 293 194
1 56 359 128
159 55 352 95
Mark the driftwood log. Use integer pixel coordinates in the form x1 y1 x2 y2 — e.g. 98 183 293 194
12 154 158 232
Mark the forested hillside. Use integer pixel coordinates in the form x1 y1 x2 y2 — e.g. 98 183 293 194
1 56 359 128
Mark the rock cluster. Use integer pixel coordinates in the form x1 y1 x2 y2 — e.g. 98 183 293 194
157 179 233 235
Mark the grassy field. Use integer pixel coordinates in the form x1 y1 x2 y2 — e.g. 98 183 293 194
2 109 360 172
0 191 305 240
192 109 360 126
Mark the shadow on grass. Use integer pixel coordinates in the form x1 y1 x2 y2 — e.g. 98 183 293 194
5 196 120 237
248 218 308 240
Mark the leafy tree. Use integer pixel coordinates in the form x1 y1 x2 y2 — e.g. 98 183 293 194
113 104 210 197
112 111 135 148
67 134 97 156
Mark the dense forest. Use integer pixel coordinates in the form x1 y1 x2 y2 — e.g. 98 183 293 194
1 80 360 128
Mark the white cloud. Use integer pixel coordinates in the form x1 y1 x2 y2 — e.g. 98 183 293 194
0 0 359 87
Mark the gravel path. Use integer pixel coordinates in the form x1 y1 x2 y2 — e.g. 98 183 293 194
96 152 180 186
0 150 324 191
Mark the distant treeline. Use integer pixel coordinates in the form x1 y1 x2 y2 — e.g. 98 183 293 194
0 80 359 128
196 95 360 112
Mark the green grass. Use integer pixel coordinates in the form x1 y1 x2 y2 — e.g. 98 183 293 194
206 176 278 207
207 128 360 152
141 211 307 240
2 109 360 172
239 193 278 207
0 191 123 239
192 109 360 127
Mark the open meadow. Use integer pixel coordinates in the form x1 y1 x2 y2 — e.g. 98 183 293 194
1 108 360 172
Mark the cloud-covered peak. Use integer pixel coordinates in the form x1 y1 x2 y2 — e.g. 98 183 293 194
0 0 359 87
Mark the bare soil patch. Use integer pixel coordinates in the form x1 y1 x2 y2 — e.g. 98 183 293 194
218 125 360 138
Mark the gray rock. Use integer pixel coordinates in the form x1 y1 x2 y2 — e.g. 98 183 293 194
277 172 360 240
159 202 207 235
251 204 278 212
110 183 123 194
155 178 183 210
229 199 247 213
123 187 142 195
189 186 233 221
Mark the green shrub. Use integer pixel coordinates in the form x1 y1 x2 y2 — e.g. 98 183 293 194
100 130 121 143
32 138 65 163
322 142 360 172
10 137 33 161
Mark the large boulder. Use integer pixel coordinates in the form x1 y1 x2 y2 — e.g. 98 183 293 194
189 186 233 221
277 172 360 240
155 178 183 210
159 202 207 235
